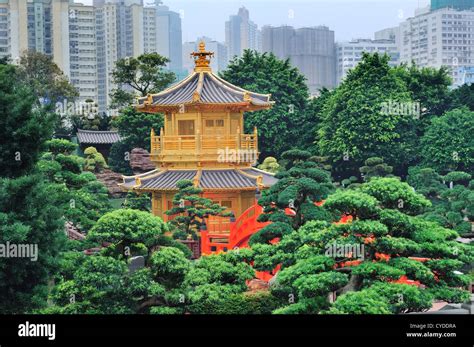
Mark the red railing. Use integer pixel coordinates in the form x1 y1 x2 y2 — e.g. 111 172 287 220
200 203 270 255
228 203 270 249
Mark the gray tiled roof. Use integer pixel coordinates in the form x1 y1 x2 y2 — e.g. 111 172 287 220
77 130 121 145
121 168 278 191
200 170 256 189
136 71 273 108
243 168 279 187
139 170 196 190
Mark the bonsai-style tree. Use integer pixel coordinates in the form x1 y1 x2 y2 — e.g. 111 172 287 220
165 180 231 240
46 139 77 157
409 167 473 235
444 171 471 190
407 166 446 199
258 157 280 173
87 209 169 259
123 192 152 212
83 146 108 173
250 150 334 245
251 177 472 314
359 157 394 182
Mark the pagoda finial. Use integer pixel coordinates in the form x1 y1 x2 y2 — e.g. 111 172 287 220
191 41 214 71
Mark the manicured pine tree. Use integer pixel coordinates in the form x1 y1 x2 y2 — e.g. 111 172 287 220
250 150 334 245
359 157 394 182
165 180 231 240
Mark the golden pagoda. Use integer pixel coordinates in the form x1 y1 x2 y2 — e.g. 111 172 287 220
121 42 276 239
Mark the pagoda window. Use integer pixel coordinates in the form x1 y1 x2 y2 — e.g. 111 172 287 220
205 119 214 127
204 118 225 135
178 120 195 136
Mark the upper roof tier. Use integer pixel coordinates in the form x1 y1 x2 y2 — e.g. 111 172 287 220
135 42 274 113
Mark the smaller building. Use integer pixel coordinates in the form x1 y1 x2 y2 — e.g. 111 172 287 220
76 129 121 159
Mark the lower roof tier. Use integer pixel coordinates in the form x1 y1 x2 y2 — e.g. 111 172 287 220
120 168 278 192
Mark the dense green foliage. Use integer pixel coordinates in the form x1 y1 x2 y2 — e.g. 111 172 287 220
249 177 473 314
0 64 57 178
317 53 416 177
37 140 112 231
221 50 312 157
420 108 474 174
2 50 473 316
0 61 67 313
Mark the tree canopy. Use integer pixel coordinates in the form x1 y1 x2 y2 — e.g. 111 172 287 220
220 50 312 158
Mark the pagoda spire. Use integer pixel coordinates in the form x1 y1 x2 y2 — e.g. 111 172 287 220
191 41 214 71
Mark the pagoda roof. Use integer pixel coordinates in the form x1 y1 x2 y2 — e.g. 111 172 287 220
135 42 274 112
77 129 121 145
136 71 273 112
120 168 278 192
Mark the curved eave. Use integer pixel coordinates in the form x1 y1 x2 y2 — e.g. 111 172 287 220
135 70 274 112
120 168 277 193
135 101 274 113
128 186 259 193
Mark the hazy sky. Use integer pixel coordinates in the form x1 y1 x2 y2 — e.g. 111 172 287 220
78 0 430 42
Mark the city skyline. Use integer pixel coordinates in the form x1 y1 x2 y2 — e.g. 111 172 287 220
78 0 430 42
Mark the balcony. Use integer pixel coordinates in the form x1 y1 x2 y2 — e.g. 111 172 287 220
150 128 259 165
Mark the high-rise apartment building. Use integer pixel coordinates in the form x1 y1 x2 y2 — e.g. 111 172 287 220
1 0 183 112
94 0 145 112
262 25 336 93
69 2 98 104
336 39 400 84
398 6 474 87
225 7 259 61
0 0 11 58
1 0 70 74
143 5 157 53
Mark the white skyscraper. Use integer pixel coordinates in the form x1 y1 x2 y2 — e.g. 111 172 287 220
0 0 70 74
336 39 400 85
0 0 11 58
69 2 98 104
94 0 144 112
398 6 474 87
